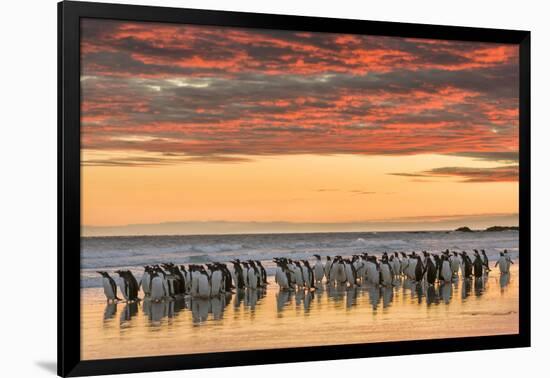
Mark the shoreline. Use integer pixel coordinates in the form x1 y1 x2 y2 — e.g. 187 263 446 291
82 264 519 360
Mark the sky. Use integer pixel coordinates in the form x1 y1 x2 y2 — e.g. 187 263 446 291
80 19 519 236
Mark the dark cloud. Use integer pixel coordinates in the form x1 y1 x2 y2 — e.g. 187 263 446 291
390 165 518 183
80 19 519 167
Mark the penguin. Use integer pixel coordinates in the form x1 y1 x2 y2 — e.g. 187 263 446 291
313 255 325 283
150 270 165 302
392 252 402 276
230 260 245 289
472 251 484 278
244 262 258 289
380 258 393 287
481 250 491 273
115 270 139 302
302 260 316 290
248 260 262 288
255 260 268 286
294 260 305 288
274 259 290 290
365 256 380 285
440 255 452 283
324 256 333 282
425 256 438 285
450 251 461 277
461 252 473 278
140 266 152 297
97 271 120 303
494 252 510 273
414 255 425 282
344 258 357 287
208 264 224 296
197 267 211 298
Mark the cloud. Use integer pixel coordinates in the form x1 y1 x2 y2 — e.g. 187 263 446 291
390 165 518 183
80 19 519 167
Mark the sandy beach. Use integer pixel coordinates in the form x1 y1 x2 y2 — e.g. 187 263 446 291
81 264 518 360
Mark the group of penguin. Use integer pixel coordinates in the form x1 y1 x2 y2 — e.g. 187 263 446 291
98 260 268 303
273 249 514 291
98 249 514 303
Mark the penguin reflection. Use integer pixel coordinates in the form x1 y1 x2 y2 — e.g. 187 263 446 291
439 283 452 304
120 301 138 323
191 298 210 324
462 278 472 300
426 285 439 306
381 286 394 308
103 303 117 320
345 286 359 309
367 285 381 310
500 272 511 291
276 290 292 313
474 277 485 296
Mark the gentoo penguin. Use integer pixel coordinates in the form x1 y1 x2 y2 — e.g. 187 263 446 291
150 270 165 302
494 252 511 273
380 257 394 287
481 250 491 273
255 260 268 286
230 260 245 289
333 256 347 286
197 266 211 298
392 252 402 276
244 262 258 289
324 256 333 282
440 255 452 282
313 255 325 283
302 260 316 289
274 259 291 290
208 264 224 296
248 260 262 288
414 255 425 282
450 251 461 277
140 266 152 297
425 256 438 285
365 256 380 285
97 271 120 302
344 258 357 287
472 251 484 278
461 252 473 278
115 270 139 302
294 260 305 288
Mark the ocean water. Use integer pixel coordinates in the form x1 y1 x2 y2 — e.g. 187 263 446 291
81 230 519 289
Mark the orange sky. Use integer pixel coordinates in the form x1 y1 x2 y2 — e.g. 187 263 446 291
80 19 519 233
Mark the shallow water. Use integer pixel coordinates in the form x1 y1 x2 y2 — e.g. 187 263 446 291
81 265 519 360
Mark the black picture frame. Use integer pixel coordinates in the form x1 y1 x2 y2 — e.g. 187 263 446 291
58 1 531 376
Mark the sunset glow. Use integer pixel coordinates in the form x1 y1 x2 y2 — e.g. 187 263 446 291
80 19 519 234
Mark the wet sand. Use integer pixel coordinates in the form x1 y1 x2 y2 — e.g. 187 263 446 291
81 264 518 360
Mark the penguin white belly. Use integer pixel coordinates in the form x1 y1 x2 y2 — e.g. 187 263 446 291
103 278 115 300
336 264 346 284
380 264 392 286
392 260 401 276
329 264 338 283
210 271 223 296
247 269 258 289
150 277 164 301
197 275 211 297
314 262 324 282
407 259 417 280
345 265 355 285
498 257 509 273
294 269 304 287
275 267 282 284
450 258 460 274
141 272 151 295
324 263 332 280
191 274 199 296
441 261 452 282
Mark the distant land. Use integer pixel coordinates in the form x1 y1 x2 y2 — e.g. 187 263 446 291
455 225 519 232
82 213 519 237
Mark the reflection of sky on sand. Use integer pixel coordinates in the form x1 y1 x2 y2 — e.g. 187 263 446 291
83 265 518 360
